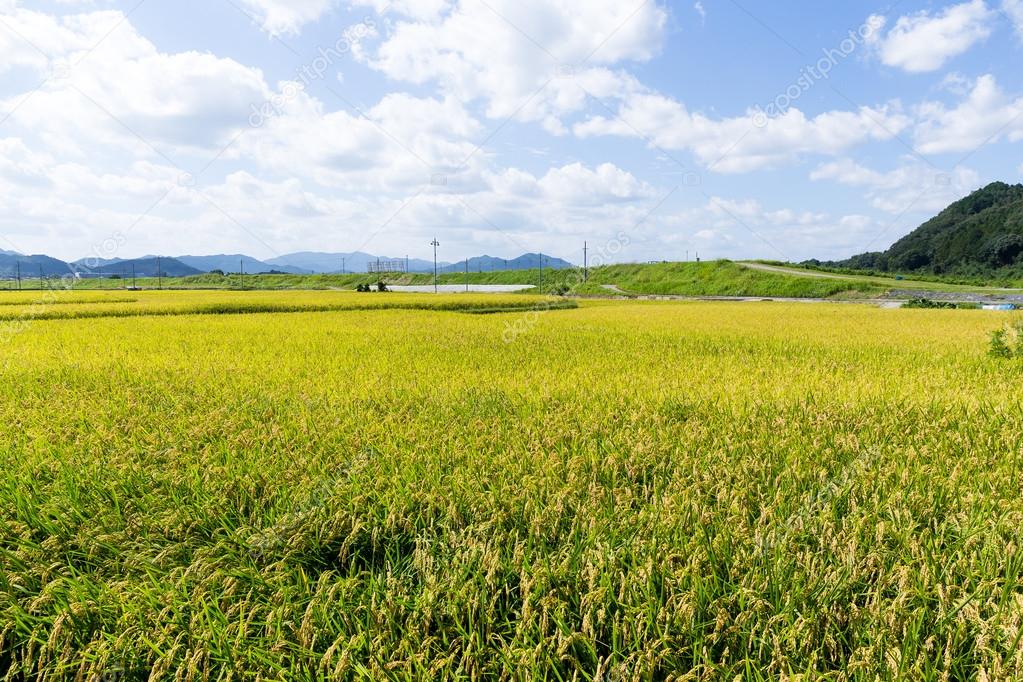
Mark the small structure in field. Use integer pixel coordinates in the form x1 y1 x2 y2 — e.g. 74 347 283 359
366 259 407 274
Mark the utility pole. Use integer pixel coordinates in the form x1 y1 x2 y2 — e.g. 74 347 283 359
132 263 136 289
240 259 244 276
16 262 20 290
539 252 543 292
583 241 588 282
431 238 440 293
341 257 345 275
157 256 162 289
465 258 469 292
39 264 44 290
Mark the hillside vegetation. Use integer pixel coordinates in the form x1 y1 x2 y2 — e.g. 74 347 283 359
582 261 884 297
818 182 1023 278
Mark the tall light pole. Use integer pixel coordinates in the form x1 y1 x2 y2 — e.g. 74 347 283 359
583 241 588 282
431 239 440 293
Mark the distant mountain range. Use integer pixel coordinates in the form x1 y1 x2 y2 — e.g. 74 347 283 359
0 250 576 278
0 253 73 278
176 255 310 275
70 255 304 276
265 252 441 274
437 253 573 273
70 257 202 278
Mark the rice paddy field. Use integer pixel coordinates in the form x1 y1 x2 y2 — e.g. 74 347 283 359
2 290 1022 680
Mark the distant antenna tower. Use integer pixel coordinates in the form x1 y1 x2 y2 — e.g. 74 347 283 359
431 239 440 293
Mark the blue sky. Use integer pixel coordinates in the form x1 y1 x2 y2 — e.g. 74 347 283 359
1 0 1022 264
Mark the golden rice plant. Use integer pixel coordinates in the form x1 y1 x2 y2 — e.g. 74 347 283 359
1 295 1021 680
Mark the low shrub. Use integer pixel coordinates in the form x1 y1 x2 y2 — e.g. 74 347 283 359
904 298 956 309
989 317 1023 358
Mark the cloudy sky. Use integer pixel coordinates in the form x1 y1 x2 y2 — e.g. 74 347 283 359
1 0 1021 264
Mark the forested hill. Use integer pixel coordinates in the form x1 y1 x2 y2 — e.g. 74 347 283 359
814 182 1023 276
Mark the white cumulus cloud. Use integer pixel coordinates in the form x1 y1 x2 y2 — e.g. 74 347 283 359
574 93 910 173
360 0 665 129
1005 0 1023 38
868 0 994 73
914 74 1023 154
236 0 336 36
811 159 982 214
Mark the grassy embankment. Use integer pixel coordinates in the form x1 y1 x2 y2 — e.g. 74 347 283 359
757 261 1023 293
55 261 893 298
17 259 1022 299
